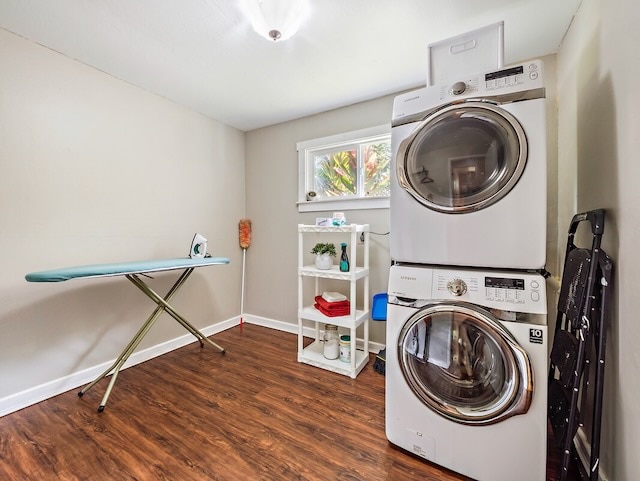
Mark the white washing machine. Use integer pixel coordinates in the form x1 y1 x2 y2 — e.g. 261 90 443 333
390 59 547 269
386 264 548 481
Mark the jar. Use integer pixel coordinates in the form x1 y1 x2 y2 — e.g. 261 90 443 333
332 212 346 226
339 335 351 363
323 324 339 359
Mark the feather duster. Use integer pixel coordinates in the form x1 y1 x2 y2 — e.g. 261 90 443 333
239 219 252 250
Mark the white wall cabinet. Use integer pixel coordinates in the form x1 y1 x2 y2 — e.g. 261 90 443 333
297 224 370 378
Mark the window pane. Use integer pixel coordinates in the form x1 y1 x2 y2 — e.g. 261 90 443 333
297 125 391 211
313 149 357 197
363 140 391 197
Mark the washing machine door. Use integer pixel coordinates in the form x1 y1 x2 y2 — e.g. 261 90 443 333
397 302 533 425
396 101 527 213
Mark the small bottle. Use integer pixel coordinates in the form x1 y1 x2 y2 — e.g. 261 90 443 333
323 324 339 359
340 242 350 272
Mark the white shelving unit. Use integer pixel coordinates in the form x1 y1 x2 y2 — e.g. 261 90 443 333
297 224 370 378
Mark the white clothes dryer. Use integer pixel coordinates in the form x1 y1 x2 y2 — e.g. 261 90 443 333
390 59 547 269
386 264 548 481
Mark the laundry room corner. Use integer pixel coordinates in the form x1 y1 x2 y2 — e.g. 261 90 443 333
243 95 395 347
541 54 562 326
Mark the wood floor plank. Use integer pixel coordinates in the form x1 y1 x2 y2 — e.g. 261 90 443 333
0 324 580 480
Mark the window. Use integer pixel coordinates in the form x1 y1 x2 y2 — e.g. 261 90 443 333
297 125 391 212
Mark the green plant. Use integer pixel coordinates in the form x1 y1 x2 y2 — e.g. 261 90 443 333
310 242 337 257
315 150 357 196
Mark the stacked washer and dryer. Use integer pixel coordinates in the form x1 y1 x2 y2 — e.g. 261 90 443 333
386 59 550 481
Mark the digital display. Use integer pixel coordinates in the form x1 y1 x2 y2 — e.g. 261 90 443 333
485 277 525 290
485 66 524 81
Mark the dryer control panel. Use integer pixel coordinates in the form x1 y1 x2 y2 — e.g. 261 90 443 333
483 63 541 90
391 59 545 126
439 60 543 101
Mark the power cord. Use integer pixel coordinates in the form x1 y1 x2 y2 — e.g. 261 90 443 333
360 231 390 242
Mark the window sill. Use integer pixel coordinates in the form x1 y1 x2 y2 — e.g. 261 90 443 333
297 197 389 213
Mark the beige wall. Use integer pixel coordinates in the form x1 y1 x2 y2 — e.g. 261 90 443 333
244 97 395 345
557 0 640 478
0 28 246 409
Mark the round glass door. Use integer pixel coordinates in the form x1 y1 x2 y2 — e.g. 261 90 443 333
396 101 527 213
398 302 532 425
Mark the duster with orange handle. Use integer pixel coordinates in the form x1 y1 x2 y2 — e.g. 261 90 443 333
239 219 252 327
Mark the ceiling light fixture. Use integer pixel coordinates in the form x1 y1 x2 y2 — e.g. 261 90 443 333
240 0 311 42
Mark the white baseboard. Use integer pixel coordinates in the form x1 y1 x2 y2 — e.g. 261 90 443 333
243 314 386 353
0 316 239 418
242 314 299 334
0 314 385 418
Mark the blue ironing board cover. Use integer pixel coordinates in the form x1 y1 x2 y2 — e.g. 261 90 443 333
25 257 230 283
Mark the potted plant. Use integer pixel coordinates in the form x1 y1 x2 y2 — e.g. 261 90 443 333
310 242 336 270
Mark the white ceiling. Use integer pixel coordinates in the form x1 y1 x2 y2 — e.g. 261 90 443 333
0 0 581 131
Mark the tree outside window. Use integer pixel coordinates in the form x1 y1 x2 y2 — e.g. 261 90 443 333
311 137 390 199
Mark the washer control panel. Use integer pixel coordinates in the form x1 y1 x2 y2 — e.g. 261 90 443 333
433 269 546 315
388 265 547 315
485 276 528 303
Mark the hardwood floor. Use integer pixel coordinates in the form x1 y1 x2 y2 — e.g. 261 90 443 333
0 324 580 480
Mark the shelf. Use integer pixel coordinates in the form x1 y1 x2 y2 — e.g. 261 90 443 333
298 340 369 379
299 224 369 234
299 265 369 280
297 223 370 379
299 305 368 328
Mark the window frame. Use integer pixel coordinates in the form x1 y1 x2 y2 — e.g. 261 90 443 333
297 124 391 213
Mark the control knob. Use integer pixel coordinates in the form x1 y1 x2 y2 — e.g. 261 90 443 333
447 278 467 296
451 81 467 95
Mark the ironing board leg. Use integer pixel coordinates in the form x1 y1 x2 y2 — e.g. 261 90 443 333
127 273 226 353
78 268 223 412
79 307 162 406
79 269 192 409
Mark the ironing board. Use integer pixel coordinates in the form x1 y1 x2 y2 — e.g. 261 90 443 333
26 256 230 412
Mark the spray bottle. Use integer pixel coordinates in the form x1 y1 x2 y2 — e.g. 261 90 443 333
339 242 350 272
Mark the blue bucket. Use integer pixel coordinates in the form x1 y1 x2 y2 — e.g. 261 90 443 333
371 293 388 321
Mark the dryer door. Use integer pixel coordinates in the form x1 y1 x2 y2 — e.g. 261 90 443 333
396 101 527 213
397 302 533 425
